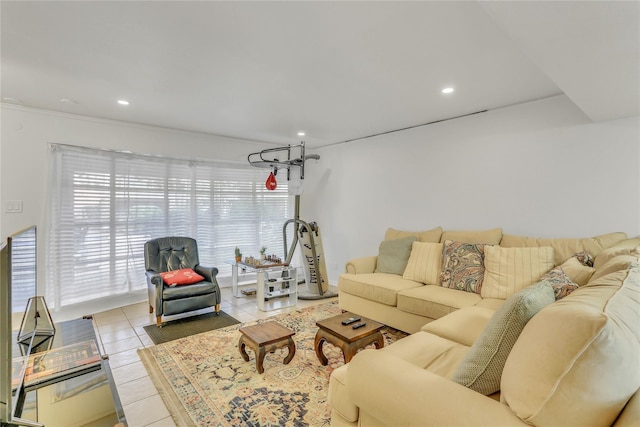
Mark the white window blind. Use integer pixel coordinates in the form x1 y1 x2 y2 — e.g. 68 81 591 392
47 144 291 309
9 226 37 313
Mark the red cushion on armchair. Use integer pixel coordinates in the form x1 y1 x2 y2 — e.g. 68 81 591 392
160 268 204 286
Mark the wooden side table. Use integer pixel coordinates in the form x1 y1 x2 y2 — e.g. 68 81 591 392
314 312 384 365
238 321 296 374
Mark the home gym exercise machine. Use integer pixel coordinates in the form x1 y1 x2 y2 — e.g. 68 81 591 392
248 141 336 299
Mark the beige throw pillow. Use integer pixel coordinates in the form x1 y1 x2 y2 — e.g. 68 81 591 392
403 242 443 285
560 256 595 286
481 246 555 299
451 281 555 395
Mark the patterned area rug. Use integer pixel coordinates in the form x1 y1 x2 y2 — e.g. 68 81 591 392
138 301 407 426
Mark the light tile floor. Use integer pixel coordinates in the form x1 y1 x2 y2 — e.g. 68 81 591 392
92 285 338 427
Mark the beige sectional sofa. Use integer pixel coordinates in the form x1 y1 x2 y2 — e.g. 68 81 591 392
338 227 627 333
330 227 640 426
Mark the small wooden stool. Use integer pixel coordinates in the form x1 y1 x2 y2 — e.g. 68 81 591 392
238 321 296 374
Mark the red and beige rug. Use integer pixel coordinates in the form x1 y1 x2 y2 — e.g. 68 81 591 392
138 301 406 426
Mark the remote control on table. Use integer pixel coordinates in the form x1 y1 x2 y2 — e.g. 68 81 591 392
341 316 361 325
352 322 366 329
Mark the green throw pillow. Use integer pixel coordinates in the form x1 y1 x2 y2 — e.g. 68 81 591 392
451 281 555 395
375 236 417 275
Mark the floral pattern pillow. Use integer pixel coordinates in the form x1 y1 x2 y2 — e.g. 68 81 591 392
439 240 487 294
160 268 204 286
540 266 579 300
574 250 594 267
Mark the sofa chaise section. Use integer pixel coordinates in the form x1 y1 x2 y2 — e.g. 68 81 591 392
329 242 640 426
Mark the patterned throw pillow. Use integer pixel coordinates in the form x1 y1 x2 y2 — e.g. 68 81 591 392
574 250 594 267
451 281 555 395
540 266 579 300
160 268 204 286
439 240 487 294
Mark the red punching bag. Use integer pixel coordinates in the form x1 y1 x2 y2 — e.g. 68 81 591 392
266 171 277 190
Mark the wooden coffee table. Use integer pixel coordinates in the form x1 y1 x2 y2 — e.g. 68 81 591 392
238 321 296 374
314 312 384 365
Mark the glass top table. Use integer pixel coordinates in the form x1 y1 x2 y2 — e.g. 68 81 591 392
227 261 298 311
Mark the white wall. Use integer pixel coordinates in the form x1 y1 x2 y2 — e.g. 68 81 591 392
302 95 640 283
1 104 277 317
3 96 640 311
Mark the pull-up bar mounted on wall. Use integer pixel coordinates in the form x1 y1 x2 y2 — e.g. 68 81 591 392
247 142 335 299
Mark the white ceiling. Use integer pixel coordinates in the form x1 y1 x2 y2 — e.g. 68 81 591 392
1 1 638 148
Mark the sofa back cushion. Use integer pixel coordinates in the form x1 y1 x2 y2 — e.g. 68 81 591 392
481 246 555 299
501 263 640 427
440 228 502 245
403 241 443 285
500 232 627 265
385 226 443 243
593 238 640 270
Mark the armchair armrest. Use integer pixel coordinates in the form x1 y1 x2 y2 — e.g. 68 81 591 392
145 270 164 315
347 350 526 426
194 265 221 305
145 270 164 287
345 256 377 274
194 265 219 282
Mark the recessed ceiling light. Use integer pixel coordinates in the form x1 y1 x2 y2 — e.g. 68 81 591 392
441 87 455 94
297 131 306 137
117 99 130 106
60 98 78 104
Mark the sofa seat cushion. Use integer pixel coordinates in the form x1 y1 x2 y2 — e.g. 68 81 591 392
474 298 505 311
397 285 482 319
162 280 217 300
378 330 470 378
501 263 640 427
422 306 495 347
329 331 470 424
338 273 422 307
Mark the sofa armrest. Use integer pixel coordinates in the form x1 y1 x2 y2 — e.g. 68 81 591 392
345 256 377 274
347 349 526 426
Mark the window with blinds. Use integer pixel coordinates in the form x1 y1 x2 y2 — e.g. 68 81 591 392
47 144 291 309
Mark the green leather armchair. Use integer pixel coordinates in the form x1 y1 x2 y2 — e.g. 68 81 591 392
144 237 221 326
